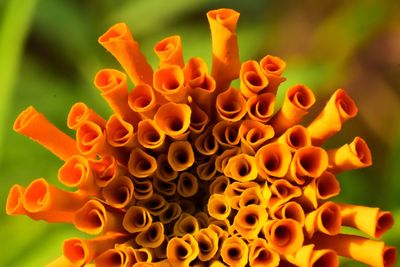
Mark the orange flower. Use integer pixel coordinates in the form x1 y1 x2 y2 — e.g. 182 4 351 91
6 7 396 267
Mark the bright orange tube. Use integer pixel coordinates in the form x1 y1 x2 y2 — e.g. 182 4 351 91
167 234 199 267
270 201 305 227
23 178 87 223
237 186 268 209
128 148 157 178
137 119 165 150
308 89 358 145
63 233 129 266
154 35 184 68
287 146 328 185
133 178 154 200
277 125 311 152
74 199 124 235
220 235 248 267
240 60 269 99
128 83 158 119
194 128 219 156
327 136 372 173
98 23 153 85
312 233 397 267
263 219 304 255
215 147 241 173
238 120 274 155
224 153 258 182
14 106 79 161
154 102 191 139
255 142 292 181
299 171 340 210
246 93 275 123
207 8 241 90
339 203 394 238
94 68 140 124
270 84 315 135
154 154 178 182
194 228 219 261
233 204 268 240
102 175 134 209
259 55 286 94
67 102 106 130
207 193 231 220
136 194 168 217
167 141 195 172
177 172 199 197
268 179 302 207
216 87 247 122
58 155 99 195
136 222 165 248
76 121 115 157
105 114 136 148
122 206 152 233
154 65 187 103
6 184 27 216
89 155 122 187
212 121 241 147
248 238 280 267
94 247 131 267
224 181 259 210
284 244 338 267
304 201 341 238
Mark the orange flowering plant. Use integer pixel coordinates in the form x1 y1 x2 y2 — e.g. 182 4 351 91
5 8 397 267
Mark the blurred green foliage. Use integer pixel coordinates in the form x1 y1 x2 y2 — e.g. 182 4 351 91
0 0 399 266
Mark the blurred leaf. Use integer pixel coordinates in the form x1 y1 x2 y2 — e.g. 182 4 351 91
0 0 38 162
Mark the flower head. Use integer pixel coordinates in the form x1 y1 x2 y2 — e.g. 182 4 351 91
6 8 397 267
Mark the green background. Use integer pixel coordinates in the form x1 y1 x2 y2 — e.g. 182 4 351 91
0 0 399 266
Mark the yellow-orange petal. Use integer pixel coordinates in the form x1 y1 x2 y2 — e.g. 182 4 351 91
287 146 328 185
277 125 311 152
154 65 187 103
248 238 280 267
74 199 124 235
224 153 258 182
67 102 106 130
94 68 140 124
136 222 165 248
154 102 191 139
238 120 274 155
14 106 79 161
339 203 394 238
255 142 292 180
233 204 268 240
263 219 304 255
102 175 134 209
246 93 275 123
207 8 241 90
154 35 184 68
105 114 136 148
167 141 195 172
6 184 26 215
220 235 249 267
177 172 199 198
308 88 358 145
327 136 372 173
239 60 269 99
270 84 315 135
128 148 157 178
312 233 397 267
166 234 199 267
137 119 166 150
128 83 158 119
207 193 231 220
304 201 341 238
122 206 152 233
216 87 247 122
98 23 153 85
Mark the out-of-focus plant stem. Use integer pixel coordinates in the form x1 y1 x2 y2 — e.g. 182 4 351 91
0 0 39 163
